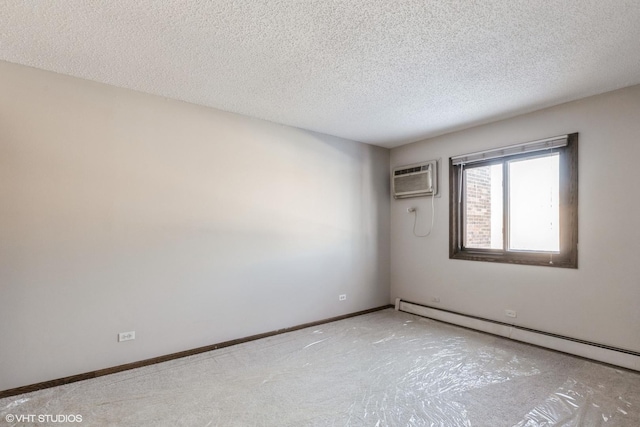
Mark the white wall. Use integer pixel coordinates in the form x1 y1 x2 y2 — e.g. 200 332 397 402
391 85 640 354
0 61 390 391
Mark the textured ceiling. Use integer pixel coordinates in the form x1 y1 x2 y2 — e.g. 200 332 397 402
2 1 640 148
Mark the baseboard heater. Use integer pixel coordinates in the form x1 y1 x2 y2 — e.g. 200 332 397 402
395 299 640 372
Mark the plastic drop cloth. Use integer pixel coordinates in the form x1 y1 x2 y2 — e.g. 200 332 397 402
1 309 639 426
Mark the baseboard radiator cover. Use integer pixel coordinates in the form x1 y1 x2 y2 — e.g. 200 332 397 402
396 299 640 372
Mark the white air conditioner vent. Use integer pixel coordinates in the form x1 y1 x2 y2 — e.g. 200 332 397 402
392 160 438 199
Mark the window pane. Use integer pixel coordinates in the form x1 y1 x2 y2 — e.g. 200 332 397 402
508 154 559 252
464 164 503 249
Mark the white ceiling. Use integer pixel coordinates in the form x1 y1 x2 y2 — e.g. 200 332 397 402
2 1 640 148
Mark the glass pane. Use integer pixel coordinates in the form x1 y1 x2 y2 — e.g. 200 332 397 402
464 164 503 249
508 154 559 252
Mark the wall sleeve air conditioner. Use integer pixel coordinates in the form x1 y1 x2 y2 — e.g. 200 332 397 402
392 160 438 199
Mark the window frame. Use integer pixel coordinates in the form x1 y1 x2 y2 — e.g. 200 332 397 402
449 133 578 268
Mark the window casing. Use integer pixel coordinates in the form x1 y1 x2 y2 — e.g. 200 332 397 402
449 133 578 268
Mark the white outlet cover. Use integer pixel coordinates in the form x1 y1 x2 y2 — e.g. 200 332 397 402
118 331 136 342
339 294 347 301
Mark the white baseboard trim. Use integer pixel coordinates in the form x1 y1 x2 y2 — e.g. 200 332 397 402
396 299 640 372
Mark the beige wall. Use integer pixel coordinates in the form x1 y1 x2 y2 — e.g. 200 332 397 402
0 61 390 391
391 85 640 354
3 57 638 392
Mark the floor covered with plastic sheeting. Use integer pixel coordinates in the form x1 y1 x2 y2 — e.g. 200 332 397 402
2 309 639 426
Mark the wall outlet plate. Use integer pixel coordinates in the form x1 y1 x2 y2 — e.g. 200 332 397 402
505 309 517 318
118 331 136 342
339 294 347 301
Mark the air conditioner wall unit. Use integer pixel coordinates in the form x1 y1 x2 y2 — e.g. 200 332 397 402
392 160 438 199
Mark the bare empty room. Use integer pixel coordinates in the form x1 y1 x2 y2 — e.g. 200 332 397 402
1 1 640 426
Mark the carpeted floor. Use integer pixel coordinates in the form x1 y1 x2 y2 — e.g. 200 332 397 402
2 309 639 426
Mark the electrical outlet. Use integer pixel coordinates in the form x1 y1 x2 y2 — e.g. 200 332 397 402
118 331 135 342
407 207 416 213
505 309 517 318
431 297 441 303
339 294 347 301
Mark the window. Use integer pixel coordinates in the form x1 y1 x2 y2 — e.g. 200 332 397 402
449 133 578 268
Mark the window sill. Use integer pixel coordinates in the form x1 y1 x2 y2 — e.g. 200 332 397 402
450 249 577 268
